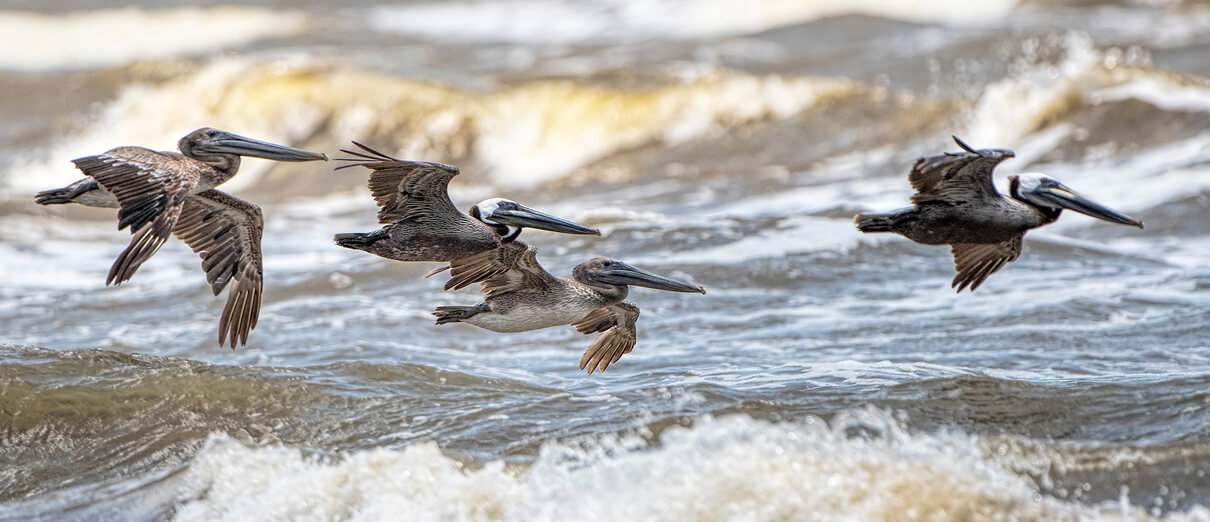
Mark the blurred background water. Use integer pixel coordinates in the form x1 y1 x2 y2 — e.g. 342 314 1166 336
1 0 1210 520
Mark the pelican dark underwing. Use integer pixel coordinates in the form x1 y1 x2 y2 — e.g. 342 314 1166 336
854 136 1144 291
432 242 705 374
34 127 327 346
332 142 599 271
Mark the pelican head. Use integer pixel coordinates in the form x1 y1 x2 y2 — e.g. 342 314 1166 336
473 198 600 236
1009 173 1144 229
181 128 328 162
951 135 1015 161
575 257 706 294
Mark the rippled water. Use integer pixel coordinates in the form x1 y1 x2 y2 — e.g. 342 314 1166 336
2 0 1210 520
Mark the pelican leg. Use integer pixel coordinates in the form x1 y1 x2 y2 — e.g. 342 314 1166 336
433 304 490 325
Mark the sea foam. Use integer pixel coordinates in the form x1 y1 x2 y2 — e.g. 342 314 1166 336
172 410 1200 521
1 59 857 194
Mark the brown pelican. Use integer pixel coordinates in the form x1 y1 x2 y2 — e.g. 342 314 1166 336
332 142 600 269
854 136 1144 291
432 242 705 374
34 127 327 346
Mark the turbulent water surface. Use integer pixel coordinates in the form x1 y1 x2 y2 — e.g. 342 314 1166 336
2 0 1210 520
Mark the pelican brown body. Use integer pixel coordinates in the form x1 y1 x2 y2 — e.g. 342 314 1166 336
855 136 1144 291
34 127 328 346
433 242 705 374
333 141 599 268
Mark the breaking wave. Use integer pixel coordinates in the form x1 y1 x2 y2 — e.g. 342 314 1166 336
7 31 1210 202
2 59 857 194
170 411 1207 521
964 33 1210 152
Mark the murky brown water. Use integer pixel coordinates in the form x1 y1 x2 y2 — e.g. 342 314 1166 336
2 1 1210 520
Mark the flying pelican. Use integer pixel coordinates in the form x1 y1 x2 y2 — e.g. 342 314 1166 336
332 142 600 269
432 242 706 374
34 127 328 346
854 136 1144 291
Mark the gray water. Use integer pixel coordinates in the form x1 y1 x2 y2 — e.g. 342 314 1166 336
1 1 1210 520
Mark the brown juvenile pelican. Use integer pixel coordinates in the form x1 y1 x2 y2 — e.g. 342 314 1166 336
854 136 1144 291
332 142 600 269
34 127 327 346
432 242 706 374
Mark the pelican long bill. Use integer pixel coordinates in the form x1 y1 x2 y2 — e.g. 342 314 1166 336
1014 177 1144 229
598 262 707 294
197 130 328 162
486 203 600 236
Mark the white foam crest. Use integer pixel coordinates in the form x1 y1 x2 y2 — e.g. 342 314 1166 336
366 0 1017 44
962 33 1210 148
2 59 856 193
5 59 330 195
173 411 1184 522
0 8 309 72
477 72 855 187
965 33 1104 147
1091 75 1210 113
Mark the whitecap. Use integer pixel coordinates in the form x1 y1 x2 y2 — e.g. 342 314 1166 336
171 411 1189 521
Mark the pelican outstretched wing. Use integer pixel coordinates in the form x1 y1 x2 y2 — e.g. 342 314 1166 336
173 189 264 347
440 241 557 297
334 141 460 224
909 138 1007 206
573 302 641 374
950 236 1022 292
74 147 201 285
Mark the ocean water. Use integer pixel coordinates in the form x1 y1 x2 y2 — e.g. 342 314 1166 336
2 0 1210 520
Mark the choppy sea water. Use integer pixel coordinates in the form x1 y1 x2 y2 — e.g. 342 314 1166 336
2 0 1210 520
